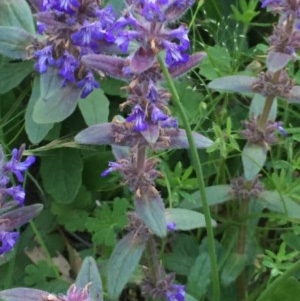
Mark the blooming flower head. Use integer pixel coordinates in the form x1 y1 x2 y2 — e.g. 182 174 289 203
166 284 185 301
33 0 117 98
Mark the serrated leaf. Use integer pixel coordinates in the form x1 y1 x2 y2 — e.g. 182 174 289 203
208 75 255 94
134 193 167 237
86 198 129 246
165 208 216 230
242 143 267 180
0 61 33 94
40 149 83 203
78 89 109 126
107 233 146 300
25 76 54 143
250 94 277 120
0 288 48 301
0 26 34 59
33 68 82 123
76 257 103 301
0 0 35 34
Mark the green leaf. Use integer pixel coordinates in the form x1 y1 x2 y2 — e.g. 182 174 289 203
259 277 300 301
242 143 267 180
76 257 103 301
40 148 83 203
258 191 300 219
221 253 246 286
107 233 146 300
33 68 81 124
165 208 216 230
0 26 34 59
250 94 277 120
282 233 300 252
208 75 255 94
0 0 35 34
78 89 109 125
163 234 199 276
187 252 211 299
0 61 33 94
267 51 292 73
25 76 54 143
86 198 129 246
134 193 167 237
180 185 232 209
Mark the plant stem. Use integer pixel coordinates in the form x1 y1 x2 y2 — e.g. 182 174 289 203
257 95 274 129
157 55 221 301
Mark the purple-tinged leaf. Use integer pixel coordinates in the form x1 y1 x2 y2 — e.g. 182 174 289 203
249 94 277 120
82 54 130 80
161 129 213 150
134 192 167 237
0 26 35 60
0 201 19 215
266 51 292 73
33 67 81 124
169 52 206 78
287 86 300 103
242 143 267 181
130 47 156 74
112 145 130 161
208 75 255 94
107 233 146 300
75 123 116 145
140 124 160 145
0 288 48 301
75 256 103 301
0 204 43 232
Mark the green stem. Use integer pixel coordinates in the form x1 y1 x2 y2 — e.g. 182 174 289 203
256 259 300 301
257 95 275 129
157 55 220 301
29 221 60 279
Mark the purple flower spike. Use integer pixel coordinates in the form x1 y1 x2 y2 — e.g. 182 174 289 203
101 162 123 177
126 105 148 131
166 284 185 301
53 0 80 14
5 148 36 183
77 72 100 98
163 41 189 66
34 45 56 73
0 231 19 255
57 51 80 85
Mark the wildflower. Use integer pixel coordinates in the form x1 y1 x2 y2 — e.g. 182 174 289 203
167 222 176 231
126 105 148 131
34 45 56 73
101 162 123 177
77 72 100 98
166 284 185 301
0 231 19 256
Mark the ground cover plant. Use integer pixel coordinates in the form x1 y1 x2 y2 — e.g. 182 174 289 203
0 0 300 300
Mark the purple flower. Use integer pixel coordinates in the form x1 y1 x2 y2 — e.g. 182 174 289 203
166 284 185 301
77 72 100 98
56 51 80 85
126 105 148 131
160 117 178 128
167 222 176 231
147 80 158 102
61 284 90 301
5 148 36 183
0 231 19 255
34 45 56 73
101 162 123 177
163 40 189 66
261 0 283 8
151 106 168 123
4 186 26 205
52 0 80 14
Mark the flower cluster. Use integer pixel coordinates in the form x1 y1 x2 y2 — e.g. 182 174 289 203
0 145 35 256
230 176 264 200
33 0 116 98
114 0 193 69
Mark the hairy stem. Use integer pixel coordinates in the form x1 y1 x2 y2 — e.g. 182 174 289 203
157 55 221 301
